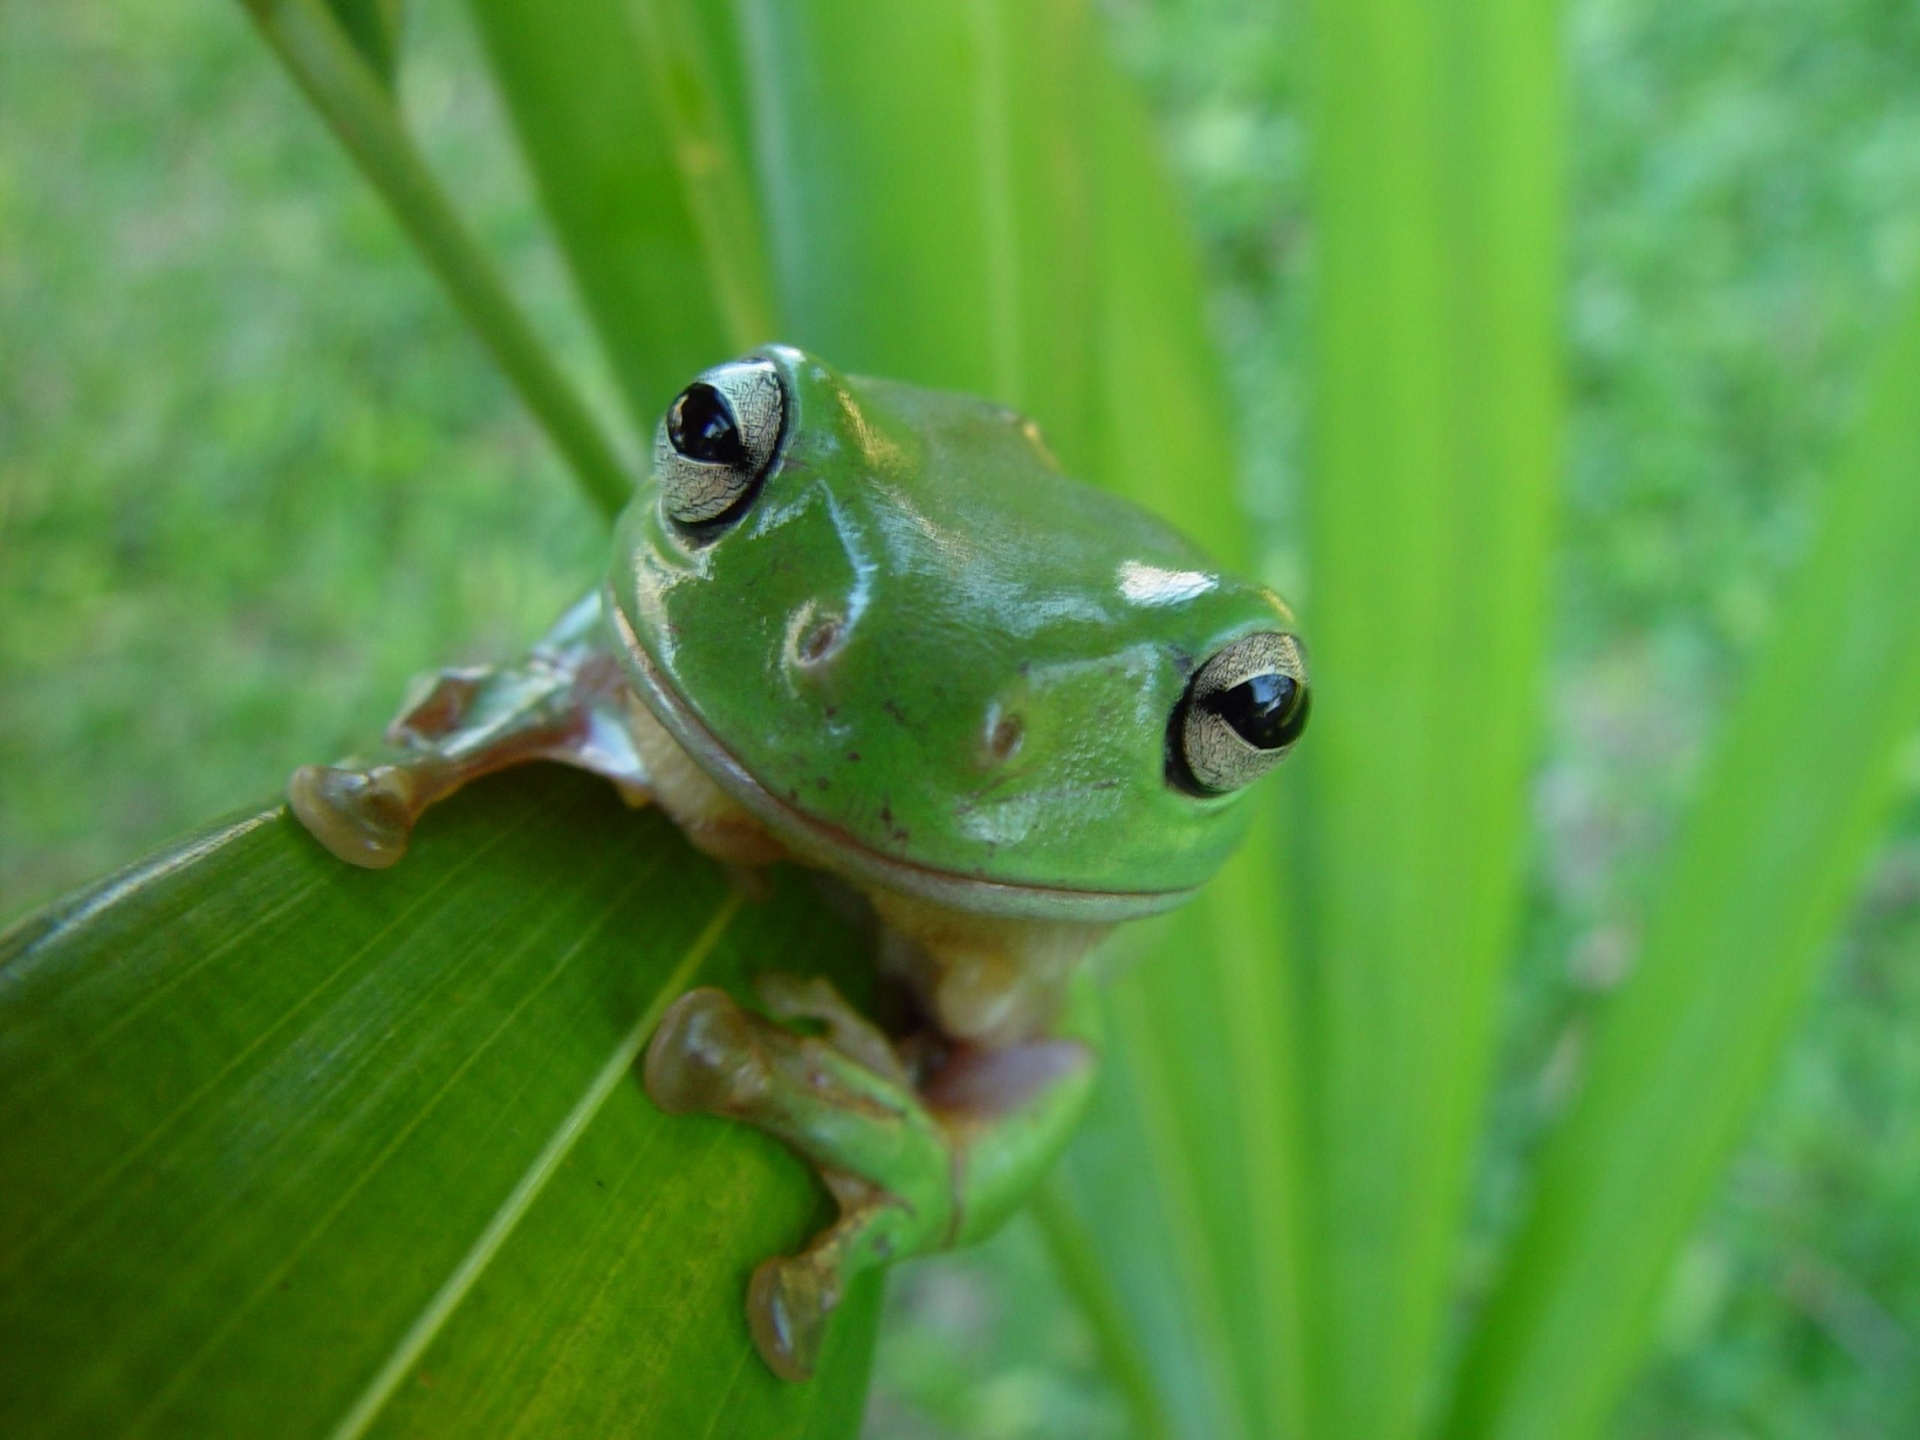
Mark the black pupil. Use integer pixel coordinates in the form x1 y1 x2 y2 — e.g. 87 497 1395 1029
668 383 747 466
1208 672 1309 750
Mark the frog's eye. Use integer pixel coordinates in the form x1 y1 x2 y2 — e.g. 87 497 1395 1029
1170 631 1310 794
656 357 785 528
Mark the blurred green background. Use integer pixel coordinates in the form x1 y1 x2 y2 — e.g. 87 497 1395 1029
6 1 1920 1436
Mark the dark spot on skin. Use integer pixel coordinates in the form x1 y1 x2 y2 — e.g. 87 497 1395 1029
883 699 909 725
847 750 861 763
879 803 894 827
824 705 838 720
816 777 831 791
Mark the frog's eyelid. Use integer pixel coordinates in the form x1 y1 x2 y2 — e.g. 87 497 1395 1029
656 358 785 528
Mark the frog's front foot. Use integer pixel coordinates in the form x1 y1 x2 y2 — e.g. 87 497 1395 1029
288 762 426 869
643 975 1098 1381
645 981 952 1380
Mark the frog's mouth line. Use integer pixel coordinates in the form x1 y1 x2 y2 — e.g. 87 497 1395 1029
607 602 1194 923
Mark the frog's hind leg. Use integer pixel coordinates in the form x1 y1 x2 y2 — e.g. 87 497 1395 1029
642 974 1099 1381
289 594 646 868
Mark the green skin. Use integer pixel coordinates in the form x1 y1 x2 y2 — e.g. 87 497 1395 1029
288 346 1306 1382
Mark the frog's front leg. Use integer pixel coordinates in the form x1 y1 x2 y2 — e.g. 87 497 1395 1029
289 594 645 868
644 967 1100 1381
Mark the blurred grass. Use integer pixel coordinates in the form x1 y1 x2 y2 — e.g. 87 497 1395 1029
7 0 1920 1436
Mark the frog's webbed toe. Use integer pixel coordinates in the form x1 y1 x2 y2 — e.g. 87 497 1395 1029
747 1252 832 1382
644 987 771 1116
744 1172 929 1380
288 763 420 869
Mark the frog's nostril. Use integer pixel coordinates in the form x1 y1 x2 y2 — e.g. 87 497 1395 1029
786 604 847 671
984 710 1024 764
799 618 841 664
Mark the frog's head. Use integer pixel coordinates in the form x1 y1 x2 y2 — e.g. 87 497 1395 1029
608 347 1308 921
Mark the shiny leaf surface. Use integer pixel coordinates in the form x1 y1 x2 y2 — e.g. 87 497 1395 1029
0 768 877 1439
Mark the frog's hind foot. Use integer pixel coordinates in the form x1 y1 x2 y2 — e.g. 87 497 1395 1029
747 1250 831 1382
746 1185 915 1382
643 981 952 1380
643 972 1106 1381
288 762 426 870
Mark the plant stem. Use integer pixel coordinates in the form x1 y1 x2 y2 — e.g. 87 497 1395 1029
1031 1177 1176 1440
238 0 635 521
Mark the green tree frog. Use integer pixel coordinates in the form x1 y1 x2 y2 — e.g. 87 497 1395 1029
288 346 1309 1381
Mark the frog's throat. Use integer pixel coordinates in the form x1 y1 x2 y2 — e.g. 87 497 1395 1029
608 605 1196 923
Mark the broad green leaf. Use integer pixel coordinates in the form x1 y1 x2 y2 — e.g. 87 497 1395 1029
1444 278 1920 1440
326 0 403 85
464 0 774 431
1290 0 1563 1435
0 768 877 1438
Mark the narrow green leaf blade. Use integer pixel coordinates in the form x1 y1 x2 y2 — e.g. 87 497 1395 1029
1446 280 1920 1440
464 0 774 431
326 0 403 85
0 768 876 1439
1003 23 1304 1439
1292 0 1562 1433
731 0 1100 472
1054 51 1313 1440
239 0 634 518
